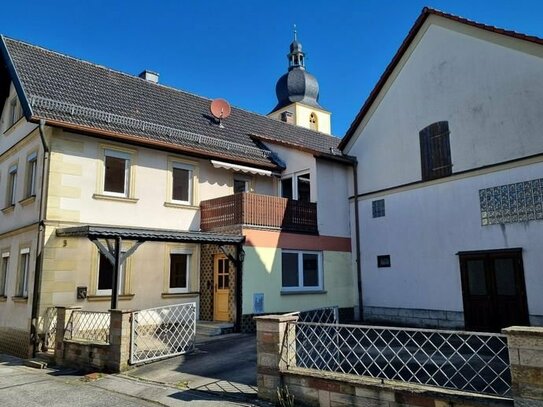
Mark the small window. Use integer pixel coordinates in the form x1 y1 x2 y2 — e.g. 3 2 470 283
372 199 385 218
377 255 391 268
1 252 9 296
8 98 22 127
281 250 323 291
309 112 318 131
172 163 192 204
25 152 38 198
97 252 125 295
6 165 17 207
17 248 30 297
234 178 248 194
297 173 311 202
169 253 190 293
104 150 130 196
281 177 293 199
419 121 452 181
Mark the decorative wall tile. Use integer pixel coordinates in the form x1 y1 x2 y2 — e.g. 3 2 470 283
480 178 543 226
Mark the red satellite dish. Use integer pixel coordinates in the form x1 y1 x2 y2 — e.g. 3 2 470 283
210 98 232 120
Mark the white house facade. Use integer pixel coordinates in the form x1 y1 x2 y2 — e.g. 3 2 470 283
341 8 543 331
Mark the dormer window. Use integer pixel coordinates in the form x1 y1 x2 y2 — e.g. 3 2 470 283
309 113 318 131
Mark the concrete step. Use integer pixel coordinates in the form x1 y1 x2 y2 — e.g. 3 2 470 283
196 321 234 337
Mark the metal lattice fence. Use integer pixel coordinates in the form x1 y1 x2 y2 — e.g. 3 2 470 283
285 306 339 324
282 322 511 397
40 307 57 351
130 302 196 364
65 311 111 343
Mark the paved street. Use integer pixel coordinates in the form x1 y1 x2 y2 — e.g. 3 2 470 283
0 349 264 407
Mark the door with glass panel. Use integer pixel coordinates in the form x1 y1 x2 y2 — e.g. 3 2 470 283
459 250 529 332
213 254 230 322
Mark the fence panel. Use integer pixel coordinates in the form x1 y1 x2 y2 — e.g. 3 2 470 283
130 302 196 364
284 322 511 397
64 310 110 343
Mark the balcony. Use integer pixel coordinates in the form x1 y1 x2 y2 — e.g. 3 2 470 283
200 192 318 234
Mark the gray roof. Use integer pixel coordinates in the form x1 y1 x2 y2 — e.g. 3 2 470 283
1 36 342 168
56 225 244 244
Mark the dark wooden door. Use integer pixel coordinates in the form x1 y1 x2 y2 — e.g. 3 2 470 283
459 250 529 332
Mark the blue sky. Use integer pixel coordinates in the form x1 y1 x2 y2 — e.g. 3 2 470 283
2 1 543 136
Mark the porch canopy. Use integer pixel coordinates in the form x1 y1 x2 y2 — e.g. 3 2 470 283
56 225 245 309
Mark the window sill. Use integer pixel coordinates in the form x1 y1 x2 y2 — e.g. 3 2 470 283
280 290 327 296
161 291 199 299
1 205 15 214
86 294 135 302
92 194 139 204
19 195 36 206
0 296 7 302
163 202 199 210
12 296 28 303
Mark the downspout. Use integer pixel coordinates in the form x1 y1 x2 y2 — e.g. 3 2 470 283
351 159 363 321
235 243 243 333
31 119 50 356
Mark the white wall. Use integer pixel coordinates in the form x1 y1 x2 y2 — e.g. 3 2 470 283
345 18 543 195
359 161 543 317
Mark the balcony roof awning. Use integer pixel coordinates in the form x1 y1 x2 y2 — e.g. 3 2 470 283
56 225 245 244
210 160 274 177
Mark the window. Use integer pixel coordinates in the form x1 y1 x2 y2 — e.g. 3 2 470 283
234 178 248 193
16 248 30 297
281 250 323 291
25 152 38 198
6 165 17 207
171 163 192 204
97 252 125 295
8 98 22 128
377 255 391 268
169 253 190 293
372 199 385 218
419 121 452 181
309 112 318 131
104 149 130 196
0 252 8 296
281 172 311 202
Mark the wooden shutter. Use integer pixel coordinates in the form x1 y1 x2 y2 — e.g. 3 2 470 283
419 121 452 181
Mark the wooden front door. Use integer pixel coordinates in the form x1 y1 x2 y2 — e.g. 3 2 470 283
213 254 230 322
459 250 529 332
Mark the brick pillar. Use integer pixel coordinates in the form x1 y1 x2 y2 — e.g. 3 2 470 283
503 326 543 406
107 309 132 373
54 306 80 366
255 314 298 402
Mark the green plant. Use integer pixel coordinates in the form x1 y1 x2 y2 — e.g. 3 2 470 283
276 384 295 407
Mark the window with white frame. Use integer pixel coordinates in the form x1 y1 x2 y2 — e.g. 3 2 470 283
6 164 18 207
169 250 191 293
103 149 131 197
97 252 125 295
233 177 249 193
281 250 323 291
0 252 9 296
16 248 30 297
25 152 38 198
280 172 311 202
171 162 193 204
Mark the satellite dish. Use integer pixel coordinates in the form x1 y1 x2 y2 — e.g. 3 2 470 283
210 99 232 125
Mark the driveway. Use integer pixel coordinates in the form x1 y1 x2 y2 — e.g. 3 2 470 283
126 333 258 402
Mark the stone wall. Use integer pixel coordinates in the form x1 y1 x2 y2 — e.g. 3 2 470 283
0 326 30 358
364 306 464 329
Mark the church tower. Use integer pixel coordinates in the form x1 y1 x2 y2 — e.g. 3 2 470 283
268 29 331 134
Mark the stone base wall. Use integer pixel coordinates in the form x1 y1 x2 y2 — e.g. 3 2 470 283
0 327 30 358
61 341 111 371
280 369 512 407
364 306 464 329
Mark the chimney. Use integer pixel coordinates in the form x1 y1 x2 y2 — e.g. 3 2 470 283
138 70 159 84
280 111 294 124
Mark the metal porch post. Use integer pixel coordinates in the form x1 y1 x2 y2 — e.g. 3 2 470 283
111 236 122 310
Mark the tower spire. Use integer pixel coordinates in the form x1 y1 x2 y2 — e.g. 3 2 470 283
288 26 305 70
293 24 297 41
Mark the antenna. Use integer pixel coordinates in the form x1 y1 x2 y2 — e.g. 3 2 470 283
210 98 232 128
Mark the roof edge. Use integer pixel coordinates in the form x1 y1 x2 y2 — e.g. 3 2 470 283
339 6 543 150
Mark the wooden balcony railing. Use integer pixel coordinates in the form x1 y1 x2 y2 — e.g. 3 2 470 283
200 192 318 234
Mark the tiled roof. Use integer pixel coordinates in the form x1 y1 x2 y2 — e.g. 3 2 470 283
56 225 245 244
1 37 342 169
339 7 543 150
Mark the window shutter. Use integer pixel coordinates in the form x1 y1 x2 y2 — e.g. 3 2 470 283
420 121 452 181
